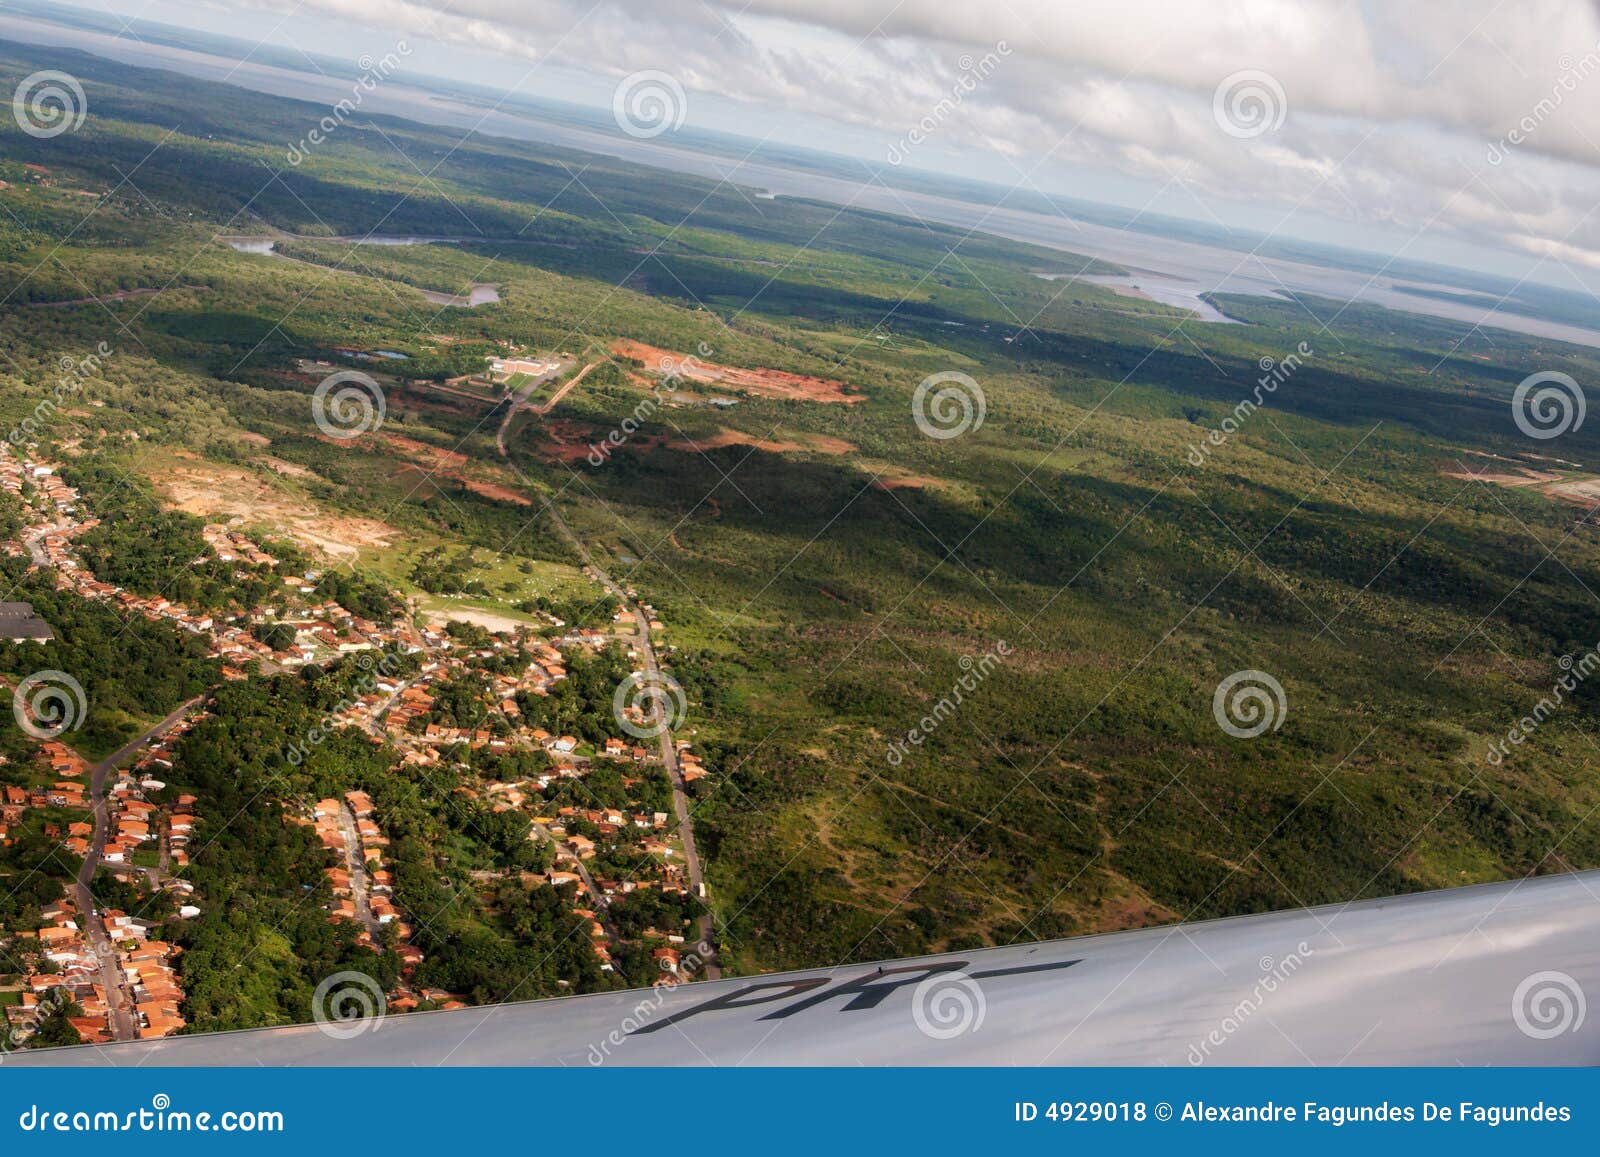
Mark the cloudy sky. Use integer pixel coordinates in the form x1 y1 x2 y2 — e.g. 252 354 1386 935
45 0 1600 293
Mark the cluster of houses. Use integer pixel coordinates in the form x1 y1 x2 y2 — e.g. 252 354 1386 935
0 746 106 1046
549 808 675 867
5 729 202 1046
4 897 118 1046
258 601 431 671
0 453 221 1046
6 452 269 669
0 441 715 1027
0 742 88 847
367 630 617 770
518 724 705 960
201 523 278 568
13 712 204 875
1 734 200 1047
291 606 708 974
306 792 419 964
526 799 682 972
0 547 208 1041
0 454 79 517
102 729 202 874
2 896 190 1046
4 450 442 680
296 790 446 1007
107 925 188 1039
679 745 709 784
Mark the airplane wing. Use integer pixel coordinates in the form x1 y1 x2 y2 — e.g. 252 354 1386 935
11 870 1598 1066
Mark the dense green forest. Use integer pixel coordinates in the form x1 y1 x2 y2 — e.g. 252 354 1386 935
0 563 218 755
3 32 1600 1001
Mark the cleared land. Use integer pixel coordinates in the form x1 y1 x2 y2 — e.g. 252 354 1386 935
611 339 863 404
149 456 400 559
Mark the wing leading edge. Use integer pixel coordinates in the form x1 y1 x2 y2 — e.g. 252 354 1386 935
12 870 1599 1066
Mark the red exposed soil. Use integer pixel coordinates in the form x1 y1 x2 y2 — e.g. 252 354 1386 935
528 420 635 464
1441 465 1559 486
383 433 470 469
610 339 862 404
871 472 935 491
320 431 531 505
1441 459 1600 512
664 428 855 455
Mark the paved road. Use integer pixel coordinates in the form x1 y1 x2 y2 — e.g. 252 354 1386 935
91 698 204 779
361 670 426 737
73 696 205 1041
21 505 198 1039
538 501 719 978
337 803 382 942
496 401 719 977
22 524 62 569
72 840 134 1041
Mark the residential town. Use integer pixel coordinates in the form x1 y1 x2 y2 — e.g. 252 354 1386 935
0 443 710 1050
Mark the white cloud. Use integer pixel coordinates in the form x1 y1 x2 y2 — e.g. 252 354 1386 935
218 0 1600 279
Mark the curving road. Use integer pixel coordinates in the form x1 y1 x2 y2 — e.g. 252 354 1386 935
524 824 618 940
23 523 65 570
